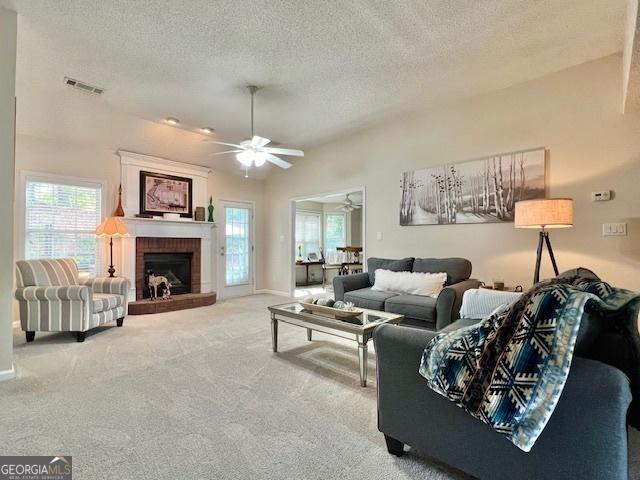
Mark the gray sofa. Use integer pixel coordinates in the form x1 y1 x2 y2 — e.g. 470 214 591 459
373 286 635 479
333 257 480 330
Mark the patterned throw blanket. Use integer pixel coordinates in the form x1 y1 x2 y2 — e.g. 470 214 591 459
419 277 640 452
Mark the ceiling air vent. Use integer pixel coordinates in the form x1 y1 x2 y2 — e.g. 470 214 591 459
64 77 104 95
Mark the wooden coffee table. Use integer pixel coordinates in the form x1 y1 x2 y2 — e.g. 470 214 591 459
268 302 404 386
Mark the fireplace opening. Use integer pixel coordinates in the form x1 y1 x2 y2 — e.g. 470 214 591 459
143 252 192 298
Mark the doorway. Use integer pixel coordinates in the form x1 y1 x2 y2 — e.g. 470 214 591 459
218 200 255 298
289 188 366 298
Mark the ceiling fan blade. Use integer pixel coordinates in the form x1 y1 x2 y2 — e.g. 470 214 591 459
251 136 271 148
204 141 245 149
261 147 304 157
210 150 243 156
263 153 292 169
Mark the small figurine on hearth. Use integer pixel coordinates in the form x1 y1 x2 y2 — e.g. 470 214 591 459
162 284 171 300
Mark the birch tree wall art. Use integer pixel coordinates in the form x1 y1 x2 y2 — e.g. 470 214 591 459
400 148 546 226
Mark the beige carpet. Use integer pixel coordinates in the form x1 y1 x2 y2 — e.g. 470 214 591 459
1 294 638 479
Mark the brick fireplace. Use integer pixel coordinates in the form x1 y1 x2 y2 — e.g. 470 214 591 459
135 237 201 301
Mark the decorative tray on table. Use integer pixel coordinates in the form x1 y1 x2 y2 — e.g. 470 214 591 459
298 302 363 319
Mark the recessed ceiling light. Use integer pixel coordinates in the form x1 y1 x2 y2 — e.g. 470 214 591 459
200 127 215 134
164 117 180 125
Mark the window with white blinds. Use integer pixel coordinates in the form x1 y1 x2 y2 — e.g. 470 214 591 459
324 212 346 254
295 211 321 260
24 175 103 274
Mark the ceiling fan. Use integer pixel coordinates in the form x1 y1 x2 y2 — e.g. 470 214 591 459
336 194 362 212
204 85 304 176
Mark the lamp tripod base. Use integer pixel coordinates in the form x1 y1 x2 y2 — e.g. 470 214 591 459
533 230 559 284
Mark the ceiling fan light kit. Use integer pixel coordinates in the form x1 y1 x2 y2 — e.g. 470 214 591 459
205 85 304 176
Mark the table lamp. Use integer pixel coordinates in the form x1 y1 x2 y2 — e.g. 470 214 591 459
95 217 129 277
514 198 573 284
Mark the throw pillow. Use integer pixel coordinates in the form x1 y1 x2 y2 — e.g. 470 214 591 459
459 288 523 319
371 269 446 297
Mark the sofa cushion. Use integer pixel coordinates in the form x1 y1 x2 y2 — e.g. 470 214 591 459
92 293 124 314
440 317 480 334
412 257 471 285
384 295 437 321
367 257 414 284
574 311 603 357
344 288 399 311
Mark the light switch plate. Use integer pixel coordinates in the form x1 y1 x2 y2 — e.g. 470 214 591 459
376 231 383 241
602 223 627 236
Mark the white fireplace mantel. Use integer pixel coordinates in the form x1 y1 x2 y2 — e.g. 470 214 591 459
115 150 217 302
117 149 212 218
118 217 217 302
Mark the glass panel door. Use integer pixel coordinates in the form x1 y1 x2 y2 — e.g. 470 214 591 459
218 200 254 298
225 206 250 286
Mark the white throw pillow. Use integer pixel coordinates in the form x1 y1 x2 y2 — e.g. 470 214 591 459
371 269 447 297
459 288 523 319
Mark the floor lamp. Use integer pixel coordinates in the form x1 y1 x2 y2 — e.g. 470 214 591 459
95 217 129 277
514 198 573 284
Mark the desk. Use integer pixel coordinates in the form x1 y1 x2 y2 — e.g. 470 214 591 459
296 261 323 286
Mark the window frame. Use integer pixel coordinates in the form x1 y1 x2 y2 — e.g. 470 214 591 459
295 209 322 260
20 171 106 276
323 211 347 254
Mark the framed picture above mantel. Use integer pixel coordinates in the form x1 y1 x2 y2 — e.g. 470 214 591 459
400 147 546 226
139 170 193 218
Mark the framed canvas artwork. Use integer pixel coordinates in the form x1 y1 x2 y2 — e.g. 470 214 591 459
139 171 193 218
400 148 546 226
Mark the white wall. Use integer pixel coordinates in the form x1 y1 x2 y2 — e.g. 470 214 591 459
0 7 17 378
350 208 362 247
265 55 640 292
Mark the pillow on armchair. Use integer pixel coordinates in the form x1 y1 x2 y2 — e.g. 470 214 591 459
459 288 523 319
459 285 603 357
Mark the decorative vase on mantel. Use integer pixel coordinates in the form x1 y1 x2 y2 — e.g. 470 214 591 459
207 196 215 223
114 184 125 217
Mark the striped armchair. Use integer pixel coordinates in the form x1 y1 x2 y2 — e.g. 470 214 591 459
14 258 130 343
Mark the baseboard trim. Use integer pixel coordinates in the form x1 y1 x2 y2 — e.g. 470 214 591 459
0 364 16 382
254 289 291 297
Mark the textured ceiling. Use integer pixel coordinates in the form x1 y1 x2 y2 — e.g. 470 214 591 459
1 0 628 175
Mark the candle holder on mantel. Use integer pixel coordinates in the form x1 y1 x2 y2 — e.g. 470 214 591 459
114 184 125 217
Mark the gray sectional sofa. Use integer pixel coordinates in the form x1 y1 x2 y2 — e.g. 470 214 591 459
374 320 632 480
333 257 480 330
373 268 637 480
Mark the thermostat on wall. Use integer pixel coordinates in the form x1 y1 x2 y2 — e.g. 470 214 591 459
591 191 611 202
